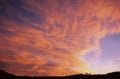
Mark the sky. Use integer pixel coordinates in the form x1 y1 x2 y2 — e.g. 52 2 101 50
0 0 120 76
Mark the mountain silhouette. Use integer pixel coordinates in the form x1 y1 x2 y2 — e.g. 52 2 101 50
0 70 120 79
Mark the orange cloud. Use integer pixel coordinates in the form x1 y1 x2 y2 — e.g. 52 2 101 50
0 0 120 76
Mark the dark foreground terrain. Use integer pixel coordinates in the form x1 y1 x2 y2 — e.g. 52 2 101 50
0 70 120 79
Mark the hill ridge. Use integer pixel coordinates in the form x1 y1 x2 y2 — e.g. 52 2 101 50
0 70 120 79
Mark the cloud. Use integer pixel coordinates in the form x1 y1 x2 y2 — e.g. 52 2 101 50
0 0 120 76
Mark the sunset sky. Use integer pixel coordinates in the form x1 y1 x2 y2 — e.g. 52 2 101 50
0 0 120 76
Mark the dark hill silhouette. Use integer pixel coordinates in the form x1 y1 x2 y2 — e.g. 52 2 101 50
0 70 120 79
